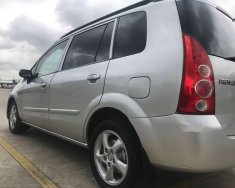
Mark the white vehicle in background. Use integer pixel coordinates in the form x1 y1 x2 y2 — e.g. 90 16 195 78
0 80 18 89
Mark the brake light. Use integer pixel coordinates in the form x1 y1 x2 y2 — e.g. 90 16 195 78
177 34 215 114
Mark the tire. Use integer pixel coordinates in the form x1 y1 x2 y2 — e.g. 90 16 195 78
8 101 29 134
89 118 142 188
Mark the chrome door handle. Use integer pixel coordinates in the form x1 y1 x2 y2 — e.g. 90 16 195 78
87 74 101 82
40 82 47 88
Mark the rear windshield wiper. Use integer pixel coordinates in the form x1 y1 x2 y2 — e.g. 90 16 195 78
224 57 235 62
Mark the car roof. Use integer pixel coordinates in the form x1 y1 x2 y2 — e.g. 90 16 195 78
60 0 162 40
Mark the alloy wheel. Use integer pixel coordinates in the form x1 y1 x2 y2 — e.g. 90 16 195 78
9 105 17 130
94 130 128 186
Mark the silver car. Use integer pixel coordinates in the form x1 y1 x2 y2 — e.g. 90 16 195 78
7 0 235 187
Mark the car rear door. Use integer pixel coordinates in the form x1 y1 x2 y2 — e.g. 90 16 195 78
48 20 116 142
21 39 69 127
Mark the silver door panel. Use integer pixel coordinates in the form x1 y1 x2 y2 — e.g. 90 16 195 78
22 74 54 127
48 61 109 141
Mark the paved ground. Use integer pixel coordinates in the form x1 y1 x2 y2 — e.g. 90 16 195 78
0 88 235 188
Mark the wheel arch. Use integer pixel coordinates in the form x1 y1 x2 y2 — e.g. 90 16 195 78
86 107 141 148
86 106 154 178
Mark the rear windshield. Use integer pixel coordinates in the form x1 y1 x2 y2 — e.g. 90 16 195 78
176 0 235 59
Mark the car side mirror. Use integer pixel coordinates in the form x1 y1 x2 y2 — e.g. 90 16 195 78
19 69 34 82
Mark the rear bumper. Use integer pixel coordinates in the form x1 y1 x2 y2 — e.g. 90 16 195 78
130 114 235 172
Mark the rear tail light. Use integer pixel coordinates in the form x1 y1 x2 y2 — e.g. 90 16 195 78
177 34 215 114
195 80 213 98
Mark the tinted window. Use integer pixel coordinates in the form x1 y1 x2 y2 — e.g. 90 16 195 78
95 22 114 62
177 0 235 58
114 12 147 59
63 25 106 70
36 40 68 76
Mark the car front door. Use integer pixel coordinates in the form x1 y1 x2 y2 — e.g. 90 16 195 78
21 39 69 127
48 21 116 142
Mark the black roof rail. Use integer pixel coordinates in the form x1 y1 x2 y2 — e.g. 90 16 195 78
60 0 158 39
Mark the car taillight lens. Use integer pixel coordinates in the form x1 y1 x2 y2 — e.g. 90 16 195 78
177 34 215 114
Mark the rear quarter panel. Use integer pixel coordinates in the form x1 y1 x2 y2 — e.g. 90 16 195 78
103 1 184 118
210 55 235 136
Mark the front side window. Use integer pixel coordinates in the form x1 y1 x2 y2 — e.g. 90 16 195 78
62 25 106 70
36 40 68 77
114 12 147 59
31 63 37 75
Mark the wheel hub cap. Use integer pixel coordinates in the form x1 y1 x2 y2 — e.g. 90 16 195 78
107 153 113 161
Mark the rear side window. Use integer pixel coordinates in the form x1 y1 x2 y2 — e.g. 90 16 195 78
95 22 114 62
63 25 106 70
114 12 147 59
